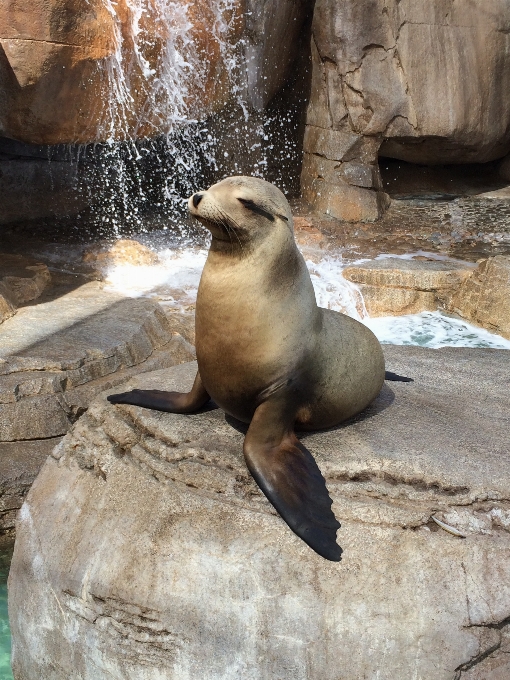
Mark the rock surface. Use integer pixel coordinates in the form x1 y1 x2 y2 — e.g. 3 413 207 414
0 254 51 322
0 0 309 144
0 438 61 545
0 281 195 440
342 257 473 316
9 347 510 679
302 0 510 220
449 255 510 340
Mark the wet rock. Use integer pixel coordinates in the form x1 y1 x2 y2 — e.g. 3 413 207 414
0 282 195 440
0 0 309 145
342 257 473 316
9 346 510 680
82 239 160 278
449 256 510 340
303 0 510 220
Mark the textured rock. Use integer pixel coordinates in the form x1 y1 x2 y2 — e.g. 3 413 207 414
82 239 159 278
0 438 60 544
303 0 510 220
0 0 309 144
342 257 473 316
0 254 51 323
449 256 510 340
0 282 195 440
9 347 510 680
0 139 90 224
0 281 16 324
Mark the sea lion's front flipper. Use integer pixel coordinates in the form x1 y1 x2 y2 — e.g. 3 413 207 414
243 398 342 561
107 371 210 413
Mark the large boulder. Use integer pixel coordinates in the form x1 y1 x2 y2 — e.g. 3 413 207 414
9 347 510 679
303 0 510 220
0 0 309 145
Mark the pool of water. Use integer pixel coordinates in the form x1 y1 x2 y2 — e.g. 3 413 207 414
0 558 12 680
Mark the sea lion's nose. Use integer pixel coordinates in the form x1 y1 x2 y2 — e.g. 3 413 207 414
192 193 204 209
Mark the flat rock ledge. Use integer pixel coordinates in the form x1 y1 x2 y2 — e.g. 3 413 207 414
9 346 510 680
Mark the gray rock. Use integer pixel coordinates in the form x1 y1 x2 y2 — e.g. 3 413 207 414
0 282 195 440
0 438 61 545
9 346 510 679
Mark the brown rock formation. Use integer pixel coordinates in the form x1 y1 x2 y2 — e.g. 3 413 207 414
303 0 510 220
449 255 510 340
0 0 309 145
342 258 473 316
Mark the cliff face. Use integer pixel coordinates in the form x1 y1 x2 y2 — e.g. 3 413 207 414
0 0 308 145
1 0 510 220
302 0 510 220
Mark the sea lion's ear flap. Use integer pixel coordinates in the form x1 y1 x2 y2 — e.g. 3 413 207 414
243 399 342 561
237 198 275 222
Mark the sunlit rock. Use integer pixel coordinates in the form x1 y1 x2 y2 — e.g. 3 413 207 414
342 257 473 316
449 255 510 340
0 282 195 441
9 349 510 679
0 0 309 145
303 0 510 220
83 239 160 279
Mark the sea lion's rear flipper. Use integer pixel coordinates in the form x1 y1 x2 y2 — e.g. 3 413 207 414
107 371 210 413
385 371 413 382
243 398 342 562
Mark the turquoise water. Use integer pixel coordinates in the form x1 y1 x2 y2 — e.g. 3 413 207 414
0 554 12 680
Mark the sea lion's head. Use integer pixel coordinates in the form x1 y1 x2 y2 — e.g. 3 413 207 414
188 176 293 248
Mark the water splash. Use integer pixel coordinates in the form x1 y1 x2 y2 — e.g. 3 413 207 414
76 0 304 236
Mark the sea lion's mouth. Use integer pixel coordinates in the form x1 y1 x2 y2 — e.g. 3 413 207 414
191 213 239 243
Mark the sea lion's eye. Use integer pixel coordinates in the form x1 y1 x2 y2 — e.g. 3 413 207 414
237 198 275 222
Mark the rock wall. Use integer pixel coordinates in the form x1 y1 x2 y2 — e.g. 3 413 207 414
0 0 309 145
302 0 510 220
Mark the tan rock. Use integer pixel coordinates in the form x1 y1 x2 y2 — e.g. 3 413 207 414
0 254 51 322
0 281 16 324
83 239 159 277
0 0 309 144
303 0 510 220
292 216 327 248
9 347 510 679
449 256 510 340
302 173 388 222
342 258 473 316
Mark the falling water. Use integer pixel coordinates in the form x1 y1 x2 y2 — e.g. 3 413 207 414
72 0 304 235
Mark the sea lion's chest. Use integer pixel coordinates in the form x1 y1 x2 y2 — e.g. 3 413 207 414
194 256 317 418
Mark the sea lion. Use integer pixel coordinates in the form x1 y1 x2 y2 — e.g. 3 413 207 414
108 176 387 561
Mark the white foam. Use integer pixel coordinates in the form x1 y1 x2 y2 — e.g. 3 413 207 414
364 311 510 349
105 245 510 349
